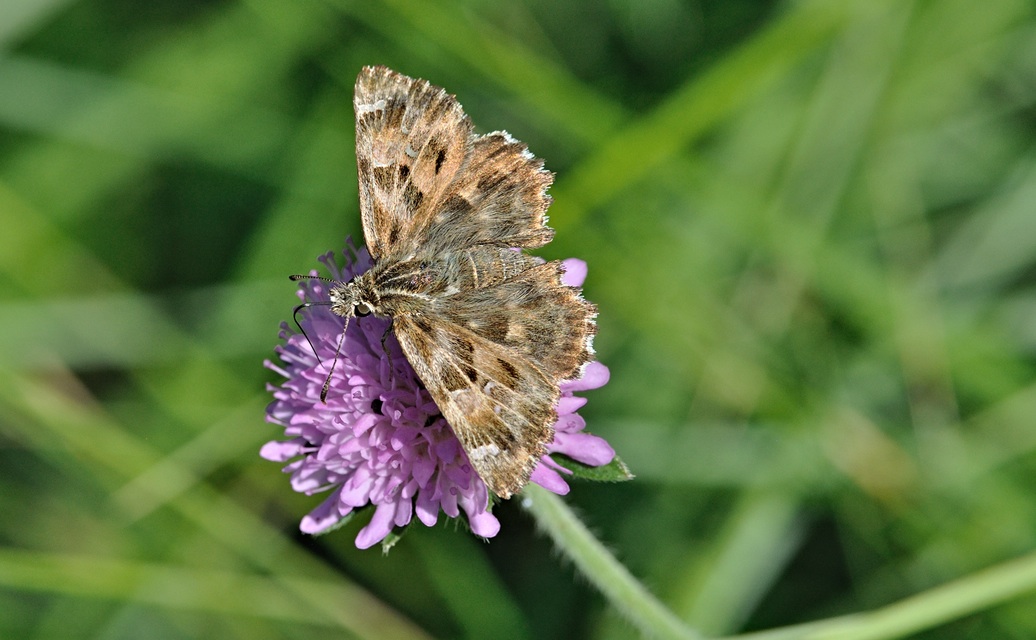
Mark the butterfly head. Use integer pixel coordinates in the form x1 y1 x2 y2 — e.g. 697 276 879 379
328 280 376 319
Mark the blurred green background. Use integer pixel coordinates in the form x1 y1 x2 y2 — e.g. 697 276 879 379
3 0 1036 638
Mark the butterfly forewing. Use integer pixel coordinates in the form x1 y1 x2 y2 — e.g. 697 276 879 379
354 66 471 259
392 314 557 498
355 67 555 259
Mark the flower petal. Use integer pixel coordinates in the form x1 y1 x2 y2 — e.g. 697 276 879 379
560 258 587 287
260 439 304 462
356 502 398 549
556 395 588 416
552 432 616 466
530 462 571 495
563 361 610 392
468 511 501 538
415 490 440 527
300 488 346 534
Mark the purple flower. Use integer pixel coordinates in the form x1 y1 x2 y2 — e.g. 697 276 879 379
262 242 612 549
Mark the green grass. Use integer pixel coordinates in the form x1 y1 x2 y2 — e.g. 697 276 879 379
3 0 1036 638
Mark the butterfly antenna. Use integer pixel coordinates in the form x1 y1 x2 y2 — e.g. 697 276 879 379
289 274 338 284
293 302 337 366
320 318 350 403
289 274 341 364
288 274 353 403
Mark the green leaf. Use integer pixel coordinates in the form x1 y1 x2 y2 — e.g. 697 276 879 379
549 453 635 483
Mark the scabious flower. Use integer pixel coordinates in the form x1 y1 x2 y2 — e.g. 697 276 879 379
262 242 613 549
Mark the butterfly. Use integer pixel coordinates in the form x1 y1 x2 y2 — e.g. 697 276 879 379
299 66 597 499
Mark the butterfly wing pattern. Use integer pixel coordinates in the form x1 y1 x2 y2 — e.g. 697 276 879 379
349 66 597 498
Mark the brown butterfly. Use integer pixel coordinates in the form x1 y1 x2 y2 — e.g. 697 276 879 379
299 66 597 499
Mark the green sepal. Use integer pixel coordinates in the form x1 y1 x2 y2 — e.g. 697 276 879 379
311 509 358 537
380 529 403 554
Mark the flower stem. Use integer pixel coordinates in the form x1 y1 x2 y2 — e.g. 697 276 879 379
524 488 1036 640
521 484 704 640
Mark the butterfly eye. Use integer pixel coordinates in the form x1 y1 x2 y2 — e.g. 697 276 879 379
354 302 373 317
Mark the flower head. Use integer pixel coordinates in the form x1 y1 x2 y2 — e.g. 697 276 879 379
262 242 612 549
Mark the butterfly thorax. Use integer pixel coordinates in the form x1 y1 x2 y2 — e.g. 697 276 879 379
328 254 451 320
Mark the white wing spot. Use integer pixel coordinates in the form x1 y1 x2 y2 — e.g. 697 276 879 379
356 99 386 114
450 388 481 413
405 143 419 158
468 444 501 462
505 323 526 342
372 142 394 168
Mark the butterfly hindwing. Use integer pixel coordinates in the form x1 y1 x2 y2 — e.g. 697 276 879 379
418 132 555 256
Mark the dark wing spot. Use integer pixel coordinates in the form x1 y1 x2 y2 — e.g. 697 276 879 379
398 164 410 180
456 337 475 355
483 316 510 343
384 98 406 129
413 317 434 334
440 366 467 392
434 148 447 174
441 332 476 361
434 194 475 231
403 182 424 210
485 420 519 447
477 172 507 193
440 194 473 217
373 166 395 191
388 222 401 245
497 358 520 386
462 365 479 383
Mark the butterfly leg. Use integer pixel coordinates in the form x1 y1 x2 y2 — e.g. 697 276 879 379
380 317 394 357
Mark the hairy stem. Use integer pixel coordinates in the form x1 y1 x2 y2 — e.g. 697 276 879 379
522 484 704 640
